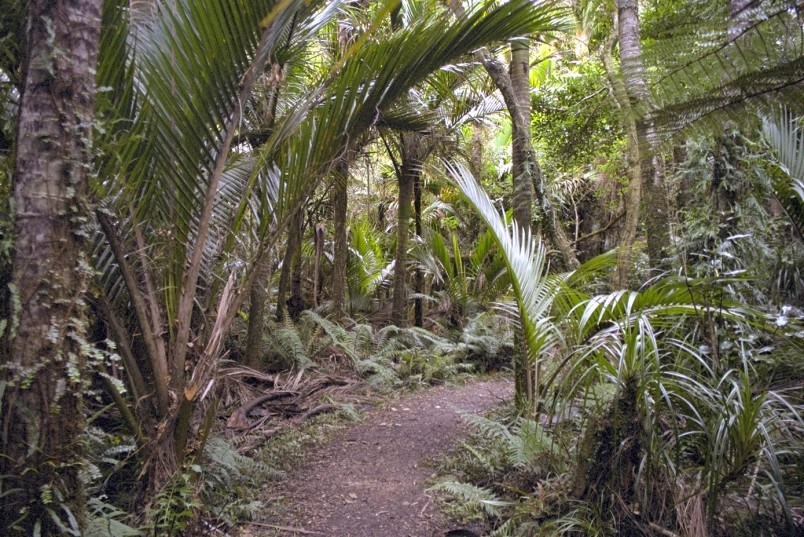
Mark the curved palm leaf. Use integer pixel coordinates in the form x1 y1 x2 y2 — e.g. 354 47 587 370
763 107 804 236
447 162 560 406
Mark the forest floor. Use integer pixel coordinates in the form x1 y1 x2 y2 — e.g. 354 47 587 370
242 376 513 537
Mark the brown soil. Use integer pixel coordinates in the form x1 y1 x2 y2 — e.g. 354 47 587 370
248 377 513 537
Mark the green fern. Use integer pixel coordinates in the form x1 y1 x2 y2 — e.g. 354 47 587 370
199 436 275 526
507 418 560 470
85 499 142 537
429 481 512 518
264 320 314 369
462 413 513 443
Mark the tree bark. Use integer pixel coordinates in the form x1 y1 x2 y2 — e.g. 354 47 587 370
391 132 430 326
602 32 641 288
244 81 280 367
313 223 325 309
613 0 670 282
289 212 305 320
276 210 303 321
413 169 424 327
510 39 534 233
331 155 350 318
245 248 273 368
481 44 579 270
1 0 102 533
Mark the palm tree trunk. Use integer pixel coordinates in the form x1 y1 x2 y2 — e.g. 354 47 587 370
414 172 424 327
392 132 430 326
245 248 273 368
277 210 303 321
244 82 280 367
509 39 537 411
602 33 641 288
289 213 306 320
615 0 670 278
313 223 325 309
1 0 102 533
391 138 415 326
510 39 534 232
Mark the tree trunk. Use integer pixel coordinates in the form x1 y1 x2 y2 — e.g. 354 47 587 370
508 39 538 411
289 211 306 320
331 155 350 318
1 0 102 533
469 122 485 179
245 248 273 368
391 132 430 326
510 39 534 233
391 138 415 326
615 0 670 278
413 170 424 328
602 32 641 288
479 46 579 271
276 210 303 321
313 223 325 309
244 84 280 367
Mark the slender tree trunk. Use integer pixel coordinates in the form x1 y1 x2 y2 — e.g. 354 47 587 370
331 155 350 318
289 211 306 320
313 223 325 309
391 132 430 326
615 0 670 278
510 39 534 234
391 137 415 326
276 210 303 321
1 0 102 533
413 171 424 327
245 248 273 368
244 84 280 367
469 122 485 179
508 39 538 411
602 32 641 288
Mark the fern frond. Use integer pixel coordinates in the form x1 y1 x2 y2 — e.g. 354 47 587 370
429 481 511 518
463 413 513 442
508 418 559 469
649 0 804 139
266 322 313 369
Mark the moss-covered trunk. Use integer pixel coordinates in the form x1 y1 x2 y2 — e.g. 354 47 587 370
0 0 102 533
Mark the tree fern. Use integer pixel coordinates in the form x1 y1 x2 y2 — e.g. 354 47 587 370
648 0 804 139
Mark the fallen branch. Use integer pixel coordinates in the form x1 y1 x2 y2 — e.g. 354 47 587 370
227 391 299 429
300 404 340 421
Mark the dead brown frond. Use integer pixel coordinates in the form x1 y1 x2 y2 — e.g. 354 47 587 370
217 367 363 452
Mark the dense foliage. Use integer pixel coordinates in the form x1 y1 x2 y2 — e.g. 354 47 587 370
1 0 801 535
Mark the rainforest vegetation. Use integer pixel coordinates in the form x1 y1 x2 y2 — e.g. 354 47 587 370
0 0 802 535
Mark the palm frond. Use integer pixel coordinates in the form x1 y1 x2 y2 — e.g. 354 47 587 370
763 106 804 236
447 162 561 390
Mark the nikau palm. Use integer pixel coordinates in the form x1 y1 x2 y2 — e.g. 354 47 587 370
90 0 571 502
1 0 801 533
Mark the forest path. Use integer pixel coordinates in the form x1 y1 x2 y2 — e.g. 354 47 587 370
248 377 513 537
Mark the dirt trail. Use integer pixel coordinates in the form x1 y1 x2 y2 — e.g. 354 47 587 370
250 377 513 537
